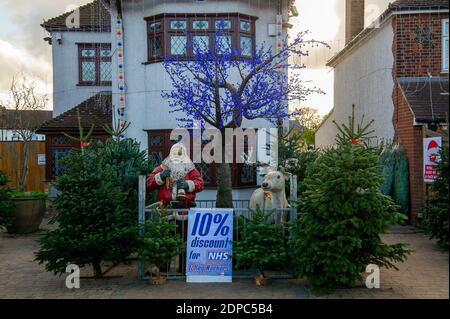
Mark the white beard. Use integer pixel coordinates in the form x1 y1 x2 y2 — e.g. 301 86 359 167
162 158 195 182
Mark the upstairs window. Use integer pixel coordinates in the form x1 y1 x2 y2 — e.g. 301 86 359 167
78 43 112 86
145 13 257 63
443 19 449 73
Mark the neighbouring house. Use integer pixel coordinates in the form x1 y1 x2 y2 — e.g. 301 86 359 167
37 93 112 181
315 0 449 223
0 107 52 142
38 0 298 202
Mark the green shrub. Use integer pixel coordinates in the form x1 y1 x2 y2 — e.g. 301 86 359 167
0 170 13 229
289 107 411 293
138 210 185 273
421 143 449 249
234 208 287 277
35 138 151 277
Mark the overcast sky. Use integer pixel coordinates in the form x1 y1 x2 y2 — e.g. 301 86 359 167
0 0 392 115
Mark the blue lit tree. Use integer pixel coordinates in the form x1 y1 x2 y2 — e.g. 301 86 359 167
162 27 327 208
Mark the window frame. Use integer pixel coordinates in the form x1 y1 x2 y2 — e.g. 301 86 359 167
77 43 112 86
45 134 111 180
442 19 449 73
144 13 257 64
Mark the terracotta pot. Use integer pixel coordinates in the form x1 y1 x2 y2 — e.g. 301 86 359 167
255 274 268 286
149 275 167 285
7 197 46 234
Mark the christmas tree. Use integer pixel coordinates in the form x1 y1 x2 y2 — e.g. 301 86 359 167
138 209 185 279
234 208 287 283
35 138 151 277
290 105 411 292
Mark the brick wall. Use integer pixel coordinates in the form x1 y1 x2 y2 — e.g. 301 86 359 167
395 86 425 223
392 13 448 223
394 13 449 77
346 0 365 44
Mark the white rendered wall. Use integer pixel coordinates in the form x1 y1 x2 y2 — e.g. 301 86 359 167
113 0 289 151
51 31 112 117
315 20 395 148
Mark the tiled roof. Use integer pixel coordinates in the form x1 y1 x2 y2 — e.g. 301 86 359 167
37 92 112 134
389 0 449 11
0 109 52 130
398 77 449 123
41 0 111 32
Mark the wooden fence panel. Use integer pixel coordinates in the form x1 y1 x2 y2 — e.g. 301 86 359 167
0 141 46 192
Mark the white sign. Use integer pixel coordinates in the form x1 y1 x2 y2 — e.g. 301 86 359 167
186 209 233 283
423 137 442 183
38 154 46 166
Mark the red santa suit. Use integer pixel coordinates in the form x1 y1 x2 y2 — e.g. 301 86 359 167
147 165 204 204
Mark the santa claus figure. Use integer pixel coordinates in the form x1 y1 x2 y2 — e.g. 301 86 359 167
147 143 204 219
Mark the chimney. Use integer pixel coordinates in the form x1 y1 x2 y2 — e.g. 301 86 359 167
346 0 365 44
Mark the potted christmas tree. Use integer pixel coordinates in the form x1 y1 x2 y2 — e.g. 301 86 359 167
139 209 185 285
290 105 411 293
234 208 287 285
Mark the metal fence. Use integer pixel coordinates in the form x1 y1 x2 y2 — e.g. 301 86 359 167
137 175 298 281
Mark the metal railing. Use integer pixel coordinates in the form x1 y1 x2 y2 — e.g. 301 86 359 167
137 175 298 281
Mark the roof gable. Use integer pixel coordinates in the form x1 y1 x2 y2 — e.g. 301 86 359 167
37 93 112 134
41 0 111 32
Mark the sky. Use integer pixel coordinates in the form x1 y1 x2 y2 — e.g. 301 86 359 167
0 0 392 115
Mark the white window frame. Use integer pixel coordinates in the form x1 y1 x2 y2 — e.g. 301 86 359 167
443 19 449 73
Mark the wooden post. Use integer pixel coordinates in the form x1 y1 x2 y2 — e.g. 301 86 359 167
290 175 298 221
138 175 146 280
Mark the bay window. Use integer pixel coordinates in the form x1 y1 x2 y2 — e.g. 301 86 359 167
145 13 257 63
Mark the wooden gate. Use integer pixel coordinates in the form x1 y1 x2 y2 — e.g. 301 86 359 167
0 141 46 192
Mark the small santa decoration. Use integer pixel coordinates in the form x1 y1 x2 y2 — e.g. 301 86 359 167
147 143 204 220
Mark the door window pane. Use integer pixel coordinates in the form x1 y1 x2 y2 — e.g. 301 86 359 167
52 148 70 177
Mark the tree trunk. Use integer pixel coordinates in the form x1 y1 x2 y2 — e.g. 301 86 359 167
20 142 29 192
93 261 103 278
215 163 233 208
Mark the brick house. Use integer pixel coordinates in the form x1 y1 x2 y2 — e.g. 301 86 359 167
316 0 449 223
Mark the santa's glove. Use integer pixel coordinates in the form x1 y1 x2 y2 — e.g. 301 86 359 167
160 170 171 180
177 180 189 191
